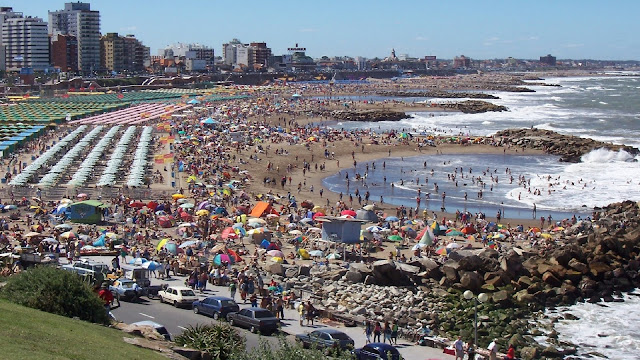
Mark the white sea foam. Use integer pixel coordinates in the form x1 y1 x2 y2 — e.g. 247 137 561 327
544 294 640 360
599 101 608 105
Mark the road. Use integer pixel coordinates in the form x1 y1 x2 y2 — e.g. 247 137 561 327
110 279 284 350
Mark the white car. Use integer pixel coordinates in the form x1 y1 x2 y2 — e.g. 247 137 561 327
157 286 198 308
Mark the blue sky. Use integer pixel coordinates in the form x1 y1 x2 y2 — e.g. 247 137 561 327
6 0 640 60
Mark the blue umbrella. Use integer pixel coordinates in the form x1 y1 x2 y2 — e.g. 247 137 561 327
165 243 178 255
385 216 399 222
142 261 160 270
179 240 198 248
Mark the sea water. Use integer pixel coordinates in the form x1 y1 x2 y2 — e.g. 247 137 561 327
322 74 640 356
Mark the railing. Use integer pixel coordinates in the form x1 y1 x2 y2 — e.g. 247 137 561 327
0 186 173 202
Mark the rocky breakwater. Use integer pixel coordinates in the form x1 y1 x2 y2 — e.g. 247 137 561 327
321 109 411 122
439 100 508 114
376 90 499 100
266 202 640 359
495 128 640 162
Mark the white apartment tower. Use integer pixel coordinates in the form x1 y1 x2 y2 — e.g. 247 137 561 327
49 2 100 73
2 16 50 71
0 7 23 71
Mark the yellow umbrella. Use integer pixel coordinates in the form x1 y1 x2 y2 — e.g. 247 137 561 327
104 232 118 239
172 193 185 200
541 233 553 239
157 238 169 251
271 257 283 263
196 209 210 216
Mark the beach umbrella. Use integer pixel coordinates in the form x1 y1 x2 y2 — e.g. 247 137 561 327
129 201 145 208
289 229 303 235
179 240 198 248
213 253 233 266
446 242 462 249
180 203 195 209
363 204 375 211
260 239 270 249
267 250 284 258
142 261 160 270
165 242 178 255
435 247 448 256
298 248 310 260
341 209 357 217
530 227 541 233
388 235 403 242
326 253 341 260
60 231 78 240
156 238 170 251
24 231 42 238
385 216 399 222
177 198 189 204
129 257 148 265
541 233 553 239
309 250 324 257
195 209 210 216
4 204 17 210
366 226 384 233
271 257 284 263
412 243 427 251
178 222 197 228
446 230 464 237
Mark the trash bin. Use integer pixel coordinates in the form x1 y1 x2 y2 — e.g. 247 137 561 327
1 178 6 184
171 181 176 187
171 172 175 178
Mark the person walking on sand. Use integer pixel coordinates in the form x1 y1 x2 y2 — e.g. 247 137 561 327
488 339 498 360
298 301 305 326
532 203 537 219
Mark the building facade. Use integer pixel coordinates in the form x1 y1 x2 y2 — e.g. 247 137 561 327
540 54 556 66
51 33 78 72
0 7 23 71
49 2 100 73
100 32 123 72
453 55 471 68
161 43 214 71
2 16 50 71
222 39 271 70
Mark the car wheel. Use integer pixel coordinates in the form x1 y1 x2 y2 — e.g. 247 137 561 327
228 318 234 326
193 306 199 314
250 325 257 334
158 295 163 303
173 300 178 307
213 312 219 320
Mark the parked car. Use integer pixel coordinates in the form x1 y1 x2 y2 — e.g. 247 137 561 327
192 296 239 320
157 286 198 308
62 259 109 276
109 279 144 301
131 321 172 341
353 343 402 360
295 329 355 353
226 307 280 334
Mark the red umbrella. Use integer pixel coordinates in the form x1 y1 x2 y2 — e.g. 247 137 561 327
180 212 193 221
312 212 325 220
221 227 235 239
129 201 145 208
147 201 158 210
341 209 357 217
226 248 242 263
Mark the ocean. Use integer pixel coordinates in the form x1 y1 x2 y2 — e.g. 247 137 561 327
321 73 640 358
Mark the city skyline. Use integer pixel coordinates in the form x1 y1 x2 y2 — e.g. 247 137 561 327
4 0 640 60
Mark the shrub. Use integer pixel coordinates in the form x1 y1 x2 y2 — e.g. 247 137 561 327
0 266 109 324
233 336 355 360
175 323 245 360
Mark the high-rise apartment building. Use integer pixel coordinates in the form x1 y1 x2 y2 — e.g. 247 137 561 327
100 32 123 72
0 7 23 71
49 2 100 73
51 33 78 72
222 39 271 70
2 16 50 71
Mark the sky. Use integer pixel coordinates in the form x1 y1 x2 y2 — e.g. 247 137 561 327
6 0 640 60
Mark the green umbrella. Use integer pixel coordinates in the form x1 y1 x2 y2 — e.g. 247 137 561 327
388 235 403 242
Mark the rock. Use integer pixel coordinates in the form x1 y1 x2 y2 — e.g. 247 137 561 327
267 262 284 276
349 262 373 275
284 266 299 278
514 289 535 303
322 109 410 122
589 262 612 278
500 250 523 274
395 262 420 275
377 90 500 100
568 258 588 274
520 346 540 360
459 271 484 291
350 306 367 315
298 265 311 277
439 100 508 114
542 271 562 287
492 290 509 303
345 271 363 283
442 261 460 282
117 323 167 341
364 275 375 285
457 255 484 271
541 346 563 358
478 248 499 259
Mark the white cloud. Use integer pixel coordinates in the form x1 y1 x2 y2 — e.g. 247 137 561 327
415 36 428 41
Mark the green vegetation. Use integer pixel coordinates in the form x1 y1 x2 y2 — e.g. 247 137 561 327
0 299 167 360
0 266 109 324
234 337 355 360
175 323 245 360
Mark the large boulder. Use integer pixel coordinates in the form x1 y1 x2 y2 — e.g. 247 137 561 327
568 258 588 274
459 271 484 291
520 346 540 360
542 271 562 287
442 260 460 282
350 262 373 275
395 262 420 275
457 255 484 271
500 250 523 274
345 271 363 283
267 262 284 276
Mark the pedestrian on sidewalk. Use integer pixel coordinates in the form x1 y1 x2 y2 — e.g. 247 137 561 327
383 321 391 344
229 279 237 300
373 321 382 343
364 320 372 344
391 321 398 345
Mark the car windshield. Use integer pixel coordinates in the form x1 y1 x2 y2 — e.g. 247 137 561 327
330 332 352 340
181 290 196 296
254 310 273 318
220 300 237 307
121 282 135 288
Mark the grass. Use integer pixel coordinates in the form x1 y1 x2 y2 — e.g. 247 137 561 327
0 299 168 360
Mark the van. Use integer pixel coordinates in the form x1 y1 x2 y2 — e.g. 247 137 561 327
62 259 109 276
119 264 151 288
